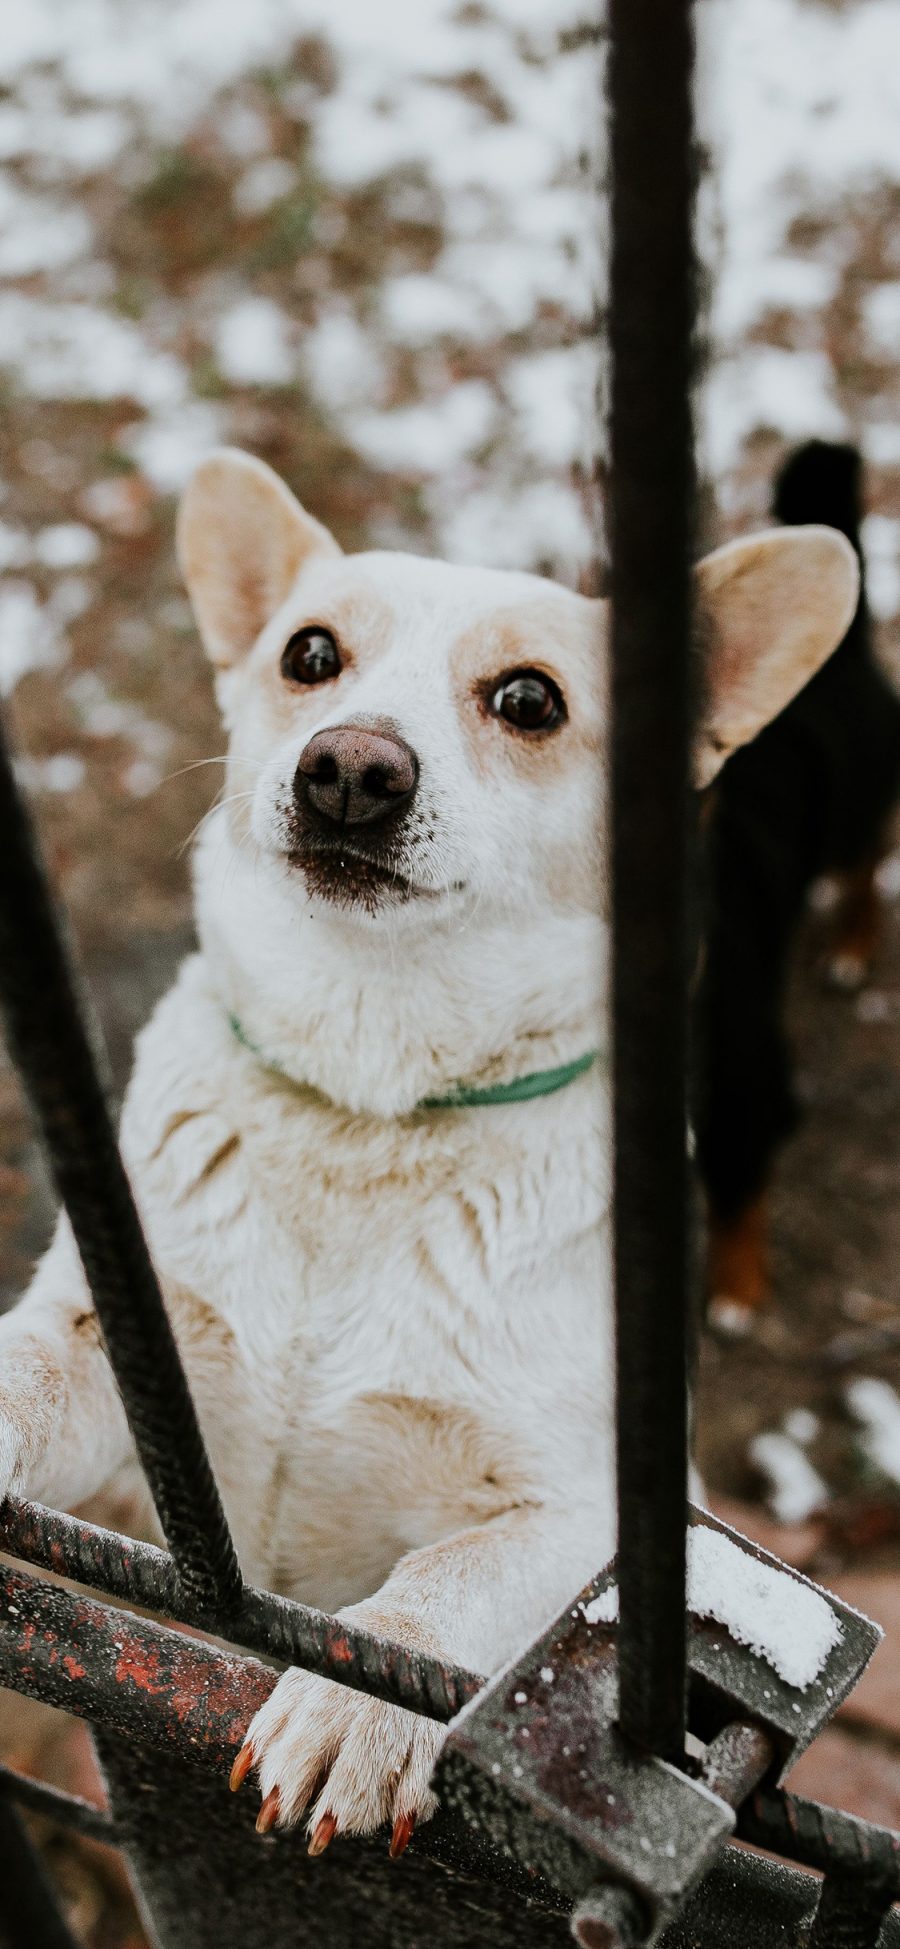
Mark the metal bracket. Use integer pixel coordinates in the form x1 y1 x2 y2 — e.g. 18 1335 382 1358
435 1509 881 1944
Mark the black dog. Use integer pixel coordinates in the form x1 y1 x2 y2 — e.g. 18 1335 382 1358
695 440 900 1327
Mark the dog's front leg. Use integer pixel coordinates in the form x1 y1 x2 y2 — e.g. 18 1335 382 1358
233 1498 606 1853
0 1219 132 1510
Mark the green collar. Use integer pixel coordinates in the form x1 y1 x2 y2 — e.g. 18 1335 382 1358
228 1013 597 1112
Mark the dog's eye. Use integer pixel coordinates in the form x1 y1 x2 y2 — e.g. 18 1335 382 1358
490 669 565 733
281 627 342 685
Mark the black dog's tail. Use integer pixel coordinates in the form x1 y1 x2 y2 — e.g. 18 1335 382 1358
772 437 864 558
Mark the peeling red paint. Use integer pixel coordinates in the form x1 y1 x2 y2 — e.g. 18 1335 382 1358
327 1631 353 1665
114 1643 168 1697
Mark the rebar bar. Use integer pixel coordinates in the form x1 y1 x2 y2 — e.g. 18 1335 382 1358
740 1787 900 1898
0 1764 115 1847
0 713 242 1619
0 1796 83 1949
0 1497 481 1720
607 0 697 1764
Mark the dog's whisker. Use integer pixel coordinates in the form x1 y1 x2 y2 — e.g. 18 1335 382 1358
175 790 257 861
158 754 230 784
157 752 264 789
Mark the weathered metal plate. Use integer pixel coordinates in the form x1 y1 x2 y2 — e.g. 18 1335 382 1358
97 1735 575 1949
684 1508 882 1773
435 1506 881 1935
95 1737 896 1949
435 1605 732 1932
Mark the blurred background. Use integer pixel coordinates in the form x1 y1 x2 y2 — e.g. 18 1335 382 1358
2 0 900 1939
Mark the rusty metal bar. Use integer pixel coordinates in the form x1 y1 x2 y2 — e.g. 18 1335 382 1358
1 1550 899 1937
0 1497 481 1720
700 1722 775 1808
739 1786 900 1897
0 1763 115 1846
0 1560 275 1769
607 0 696 1763
0 1795 82 1949
0 712 242 1619
0 1559 564 1915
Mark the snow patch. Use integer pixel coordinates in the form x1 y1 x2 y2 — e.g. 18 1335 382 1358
784 1408 819 1448
506 346 598 473
302 311 387 415
437 477 593 578
701 347 845 478
214 297 295 387
349 381 496 474
33 524 100 571
863 282 900 358
847 1376 900 1488
15 752 86 795
123 401 225 493
750 1430 828 1524
0 582 64 696
0 179 91 277
861 515 900 622
232 157 296 217
0 294 185 407
583 1587 618 1627
584 1526 841 1689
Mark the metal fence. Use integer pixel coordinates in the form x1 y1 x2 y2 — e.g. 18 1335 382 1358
0 2 898 1946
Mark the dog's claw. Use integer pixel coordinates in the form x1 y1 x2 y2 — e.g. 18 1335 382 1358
230 1743 254 1793
308 1812 338 1857
256 1788 281 1835
389 1812 416 1859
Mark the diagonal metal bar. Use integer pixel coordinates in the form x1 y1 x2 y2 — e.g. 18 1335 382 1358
607 0 697 1763
1 1547 899 1937
739 1787 900 1895
0 1763 115 1847
0 1795 83 1949
0 1497 481 1720
0 1558 561 1913
0 1560 274 1770
0 710 242 1619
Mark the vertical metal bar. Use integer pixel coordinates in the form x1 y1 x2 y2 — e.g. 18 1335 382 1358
607 0 697 1762
0 715 243 1619
0 1797 83 1949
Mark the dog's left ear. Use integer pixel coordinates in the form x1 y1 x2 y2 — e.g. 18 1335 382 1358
177 448 341 667
694 525 859 787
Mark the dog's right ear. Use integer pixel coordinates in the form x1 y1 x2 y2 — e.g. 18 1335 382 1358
177 448 341 667
693 525 859 787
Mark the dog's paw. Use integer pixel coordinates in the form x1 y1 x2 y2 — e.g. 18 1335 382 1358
231 1664 445 1856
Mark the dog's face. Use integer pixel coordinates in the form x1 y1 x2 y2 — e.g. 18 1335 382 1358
178 449 859 938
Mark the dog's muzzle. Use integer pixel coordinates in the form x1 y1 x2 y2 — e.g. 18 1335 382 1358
294 725 419 831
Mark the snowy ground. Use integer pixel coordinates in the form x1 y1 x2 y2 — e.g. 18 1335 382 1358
1 1 900 623
3 0 900 1935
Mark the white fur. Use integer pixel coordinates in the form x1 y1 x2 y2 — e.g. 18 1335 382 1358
0 450 858 1845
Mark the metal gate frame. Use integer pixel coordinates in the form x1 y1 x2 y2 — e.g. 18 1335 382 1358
1 3 899 1946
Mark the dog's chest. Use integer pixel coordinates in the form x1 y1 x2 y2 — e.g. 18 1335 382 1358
125 1022 611 1600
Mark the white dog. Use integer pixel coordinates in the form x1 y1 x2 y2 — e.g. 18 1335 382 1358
0 450 857 1857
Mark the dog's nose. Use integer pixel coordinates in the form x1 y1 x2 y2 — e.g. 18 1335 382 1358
295 726 419 828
